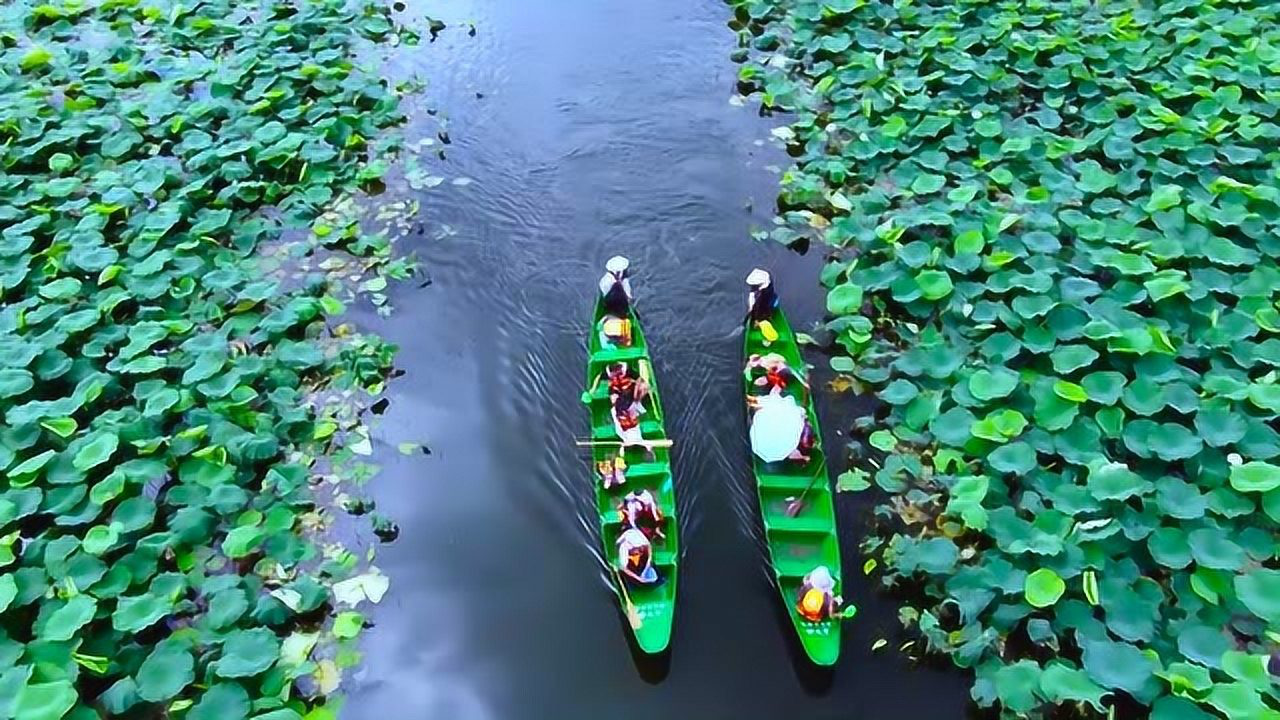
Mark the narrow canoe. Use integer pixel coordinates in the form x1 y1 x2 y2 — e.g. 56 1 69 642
743 304 842 666
585 296 678 654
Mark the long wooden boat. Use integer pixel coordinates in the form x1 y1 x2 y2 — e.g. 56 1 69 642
584 296 678 654
743 303 842 666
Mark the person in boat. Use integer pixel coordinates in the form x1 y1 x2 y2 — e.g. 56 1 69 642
745 353 809 398
587 362 648 407
618 488 665 540
611 393 646 447
597 454 627 490
617 526 659 585
796 565 842 622
600 255 633 317
746 268 779 324
608 362 650 412
788 417 817 463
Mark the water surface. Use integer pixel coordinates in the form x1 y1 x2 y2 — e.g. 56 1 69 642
345 2 970 718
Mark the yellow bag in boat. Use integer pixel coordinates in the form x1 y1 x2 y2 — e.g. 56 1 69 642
759 320 778 343
604 317 630 340
800 588 825 620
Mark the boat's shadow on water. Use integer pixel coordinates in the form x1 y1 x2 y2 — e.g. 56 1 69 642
616 617 672 684
762 588 838 695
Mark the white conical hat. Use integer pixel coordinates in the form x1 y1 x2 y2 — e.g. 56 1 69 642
606 255 629 274
746 268 771 287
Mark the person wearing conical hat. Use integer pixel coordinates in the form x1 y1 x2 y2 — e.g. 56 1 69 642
599 255 633 317
796 565 842 622
617 526 659 585
746 268 779 323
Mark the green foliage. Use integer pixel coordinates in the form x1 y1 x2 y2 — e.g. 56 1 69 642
0 0 416 715
731 0 1280 716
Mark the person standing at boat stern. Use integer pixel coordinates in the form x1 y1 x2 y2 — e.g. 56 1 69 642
746 268 779 323
600 255 633 317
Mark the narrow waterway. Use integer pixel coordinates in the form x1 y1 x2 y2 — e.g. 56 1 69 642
345 1 969 718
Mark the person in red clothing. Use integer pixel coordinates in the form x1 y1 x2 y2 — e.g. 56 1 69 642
745 353 809 399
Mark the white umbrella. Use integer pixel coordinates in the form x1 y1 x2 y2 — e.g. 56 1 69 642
750 392 805 462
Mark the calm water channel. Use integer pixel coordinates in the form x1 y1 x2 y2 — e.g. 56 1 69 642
344 1 970 718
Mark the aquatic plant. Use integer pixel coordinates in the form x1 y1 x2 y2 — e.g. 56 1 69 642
0 0 417 716
731 0 1280 716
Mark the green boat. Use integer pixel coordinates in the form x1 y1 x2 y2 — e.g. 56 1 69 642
584 297 678 654
743 303 843 666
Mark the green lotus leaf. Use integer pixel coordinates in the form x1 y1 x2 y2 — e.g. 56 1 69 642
213 628 281 678
1146 525 1192 568
878 379 919 405
1187 527 1246 570
1229 461 1280 493
1080 371 1125 405
1205 683 1269 719
136 640 194 702
1049 345 1099 374
1196 404 1247 447
1024 568 1065 608
189 683 250 720
72 432 118 472
1087 462 1151 502
1080 636 1158 694
1038 662 1107 711
988 442 1036 475
36 595 96 642
1235 569 1280 623
11 680 76 720
915 269 954 301
1151 696 1217 720
826 283 863 315
112 592 171 633
971 409 1028 443
968 368 1019 402
992 660 1042 713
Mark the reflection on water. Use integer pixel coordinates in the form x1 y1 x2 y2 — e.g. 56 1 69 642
343 1 970 718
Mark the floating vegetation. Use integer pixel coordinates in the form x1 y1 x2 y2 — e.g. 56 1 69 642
0 0 424 716
731 0 1280 716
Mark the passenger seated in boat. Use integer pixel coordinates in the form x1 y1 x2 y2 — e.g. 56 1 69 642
618 489 665 540
745 353 808 398
788 418 817 464
796 565 842 622
746 268 779 324
599 255 633 317
611 394 646 446
617 526 659 585
597 455 627 490
608 362 650 412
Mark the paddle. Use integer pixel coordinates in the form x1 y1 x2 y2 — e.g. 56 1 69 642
639 359 662 423
784 471 825 517
609 563 643 630
575 438 674 449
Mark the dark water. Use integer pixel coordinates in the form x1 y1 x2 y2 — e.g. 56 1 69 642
344 2 970 718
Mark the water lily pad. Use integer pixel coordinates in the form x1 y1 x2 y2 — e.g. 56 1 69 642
1187 527 1246 570
1079 636 1158 694
214 628 281 678
1235 569 1280 623
1087 462 1150 501
1229 461 1280 493
136 641 194 702
189 683 250 720
1024 568 1065 608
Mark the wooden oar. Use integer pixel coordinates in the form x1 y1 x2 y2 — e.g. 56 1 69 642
576 438 674 449
784 472 825 517
609 563 642 630
638 359 662 423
